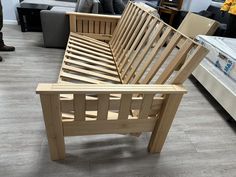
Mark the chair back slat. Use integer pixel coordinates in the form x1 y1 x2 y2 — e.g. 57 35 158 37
109 2 208 86
119 17 157 73
155 39 194 84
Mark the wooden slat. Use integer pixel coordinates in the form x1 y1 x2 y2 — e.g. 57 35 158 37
97 94 110 120
118 14 152 66
74 94 86 121
60 72 107 84
110 3 132 45
118 94 133 120
69 15 77 32
111 21 117 34
112 4 137 51
64 58 119 76
110 3 133 46
69 39 112 56
113 9 145 63
171 45 208 84
121 18 158 78
141 33 182 84
138 94 154 119
89 20 94 33
113 7 141 60
61 97 163 113
63 119 157 136
65 52 116 70
70 36 111 52
70 32 110 47
130 27 172 84
62 65 121 83
105 22 111 34
155 39 194 84
82 20 89 33
78 33 112 41
67 12 121 20
113 7 141 56
124 23 164 83
68 43 113 60
67 47 114 64
95 21 100 34
100 21 105 34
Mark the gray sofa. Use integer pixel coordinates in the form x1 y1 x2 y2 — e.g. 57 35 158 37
21 0 77 48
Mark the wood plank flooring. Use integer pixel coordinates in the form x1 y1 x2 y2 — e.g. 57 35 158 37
0 25 236 177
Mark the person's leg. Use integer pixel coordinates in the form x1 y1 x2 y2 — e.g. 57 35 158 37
0 1 2 61
225 14 236 38
0 0 15 52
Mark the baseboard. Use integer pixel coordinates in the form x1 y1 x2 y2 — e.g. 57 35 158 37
3 20 18 25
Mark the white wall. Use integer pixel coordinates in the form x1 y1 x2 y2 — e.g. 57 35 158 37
2 0 19 24
183 0 212 12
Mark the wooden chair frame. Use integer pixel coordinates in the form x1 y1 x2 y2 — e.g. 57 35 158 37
37 2 208 160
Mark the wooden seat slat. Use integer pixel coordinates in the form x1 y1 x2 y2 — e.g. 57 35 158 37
68 43 113 60
70 36 111 52
64 58 119 76
69 39 112 56
67 47 114 64
65 52 117 70
62 64 121 83
70 32 110 47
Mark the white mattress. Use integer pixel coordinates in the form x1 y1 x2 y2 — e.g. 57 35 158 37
196 35 236 82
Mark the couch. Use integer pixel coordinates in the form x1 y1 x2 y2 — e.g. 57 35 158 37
20 0 76 48
21 0 132 48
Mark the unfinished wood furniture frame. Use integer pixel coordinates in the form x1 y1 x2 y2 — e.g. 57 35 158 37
37 2 208 160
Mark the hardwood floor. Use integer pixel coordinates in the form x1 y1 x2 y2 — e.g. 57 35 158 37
0 25 236 177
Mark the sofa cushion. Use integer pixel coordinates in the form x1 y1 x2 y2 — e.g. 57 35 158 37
75 0 93 12
113 0 125 14
100 0 115 14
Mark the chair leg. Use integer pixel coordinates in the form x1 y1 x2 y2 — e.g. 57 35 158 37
148 94 183 153
40 94 65 160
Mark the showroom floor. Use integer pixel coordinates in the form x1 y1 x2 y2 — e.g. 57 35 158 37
0 25 236 177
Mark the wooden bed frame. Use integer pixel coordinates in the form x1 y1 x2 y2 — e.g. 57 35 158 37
36 2 208 160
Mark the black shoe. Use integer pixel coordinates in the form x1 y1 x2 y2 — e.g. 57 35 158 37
0 56 2 62
0 45 15 52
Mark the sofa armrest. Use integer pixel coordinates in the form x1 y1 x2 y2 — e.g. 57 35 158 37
41 10 70 48
67 12 121 41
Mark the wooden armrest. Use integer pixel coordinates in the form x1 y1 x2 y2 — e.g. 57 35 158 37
67 12 121 20
36 84 187 95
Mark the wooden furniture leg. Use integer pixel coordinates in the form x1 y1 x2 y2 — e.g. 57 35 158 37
148 93 184 153
39 94 65 160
